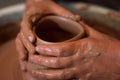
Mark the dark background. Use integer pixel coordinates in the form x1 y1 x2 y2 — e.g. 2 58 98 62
0 0 120 11
64 0 120 11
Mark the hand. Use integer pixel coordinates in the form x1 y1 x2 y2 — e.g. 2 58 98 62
16 0 81 69
29 21 120 80
19 0 81 56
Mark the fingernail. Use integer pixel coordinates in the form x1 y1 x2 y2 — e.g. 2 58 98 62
75 15 82 21
28 36 33 42
19 55 25 61
35 47 39 52
29 56 33 61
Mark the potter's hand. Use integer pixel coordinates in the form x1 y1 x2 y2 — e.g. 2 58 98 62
19 0 81 57
16 0 80 72
29 22 120 80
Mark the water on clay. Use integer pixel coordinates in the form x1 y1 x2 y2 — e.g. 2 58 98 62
0 20 120 80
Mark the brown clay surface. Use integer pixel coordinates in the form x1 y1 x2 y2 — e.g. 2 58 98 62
0 18 120 80
0 39 22 80
0 22 20 45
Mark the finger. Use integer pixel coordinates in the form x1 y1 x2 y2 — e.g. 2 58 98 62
35 43 76 57
36 0 81 21
15 34 28 60
25 0 37 11
20 32 35 54
29 67 77 80
19 60 27 72
26 0 81 22
29 55 73 68
53 8 81 22
21 18 35 43
16 34 28 71
50 1 81 21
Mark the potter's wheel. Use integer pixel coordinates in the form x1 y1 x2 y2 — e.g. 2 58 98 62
0 39 23 80
0 2 120 80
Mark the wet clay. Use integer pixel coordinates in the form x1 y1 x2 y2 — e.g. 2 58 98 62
0 22 19 45
34 16 84 45
16 0 120 80
0 0 120 80
0 40 23 80
0 19 120 80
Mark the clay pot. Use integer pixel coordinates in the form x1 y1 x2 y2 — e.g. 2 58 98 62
34 16 84 45
23 16 85 80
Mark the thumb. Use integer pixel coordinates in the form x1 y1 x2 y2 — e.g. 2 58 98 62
48 0 81 21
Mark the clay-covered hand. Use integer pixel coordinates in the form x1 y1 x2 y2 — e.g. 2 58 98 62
29 21 120 80
16 0 81 75
17 0 80 59
20 0 80 59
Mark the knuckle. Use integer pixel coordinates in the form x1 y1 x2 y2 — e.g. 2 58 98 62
53 58 60 68
52 46 62 56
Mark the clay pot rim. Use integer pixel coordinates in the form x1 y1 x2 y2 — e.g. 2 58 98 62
35 15 84 44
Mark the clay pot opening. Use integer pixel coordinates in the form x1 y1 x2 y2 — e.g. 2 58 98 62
34 16 84 44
